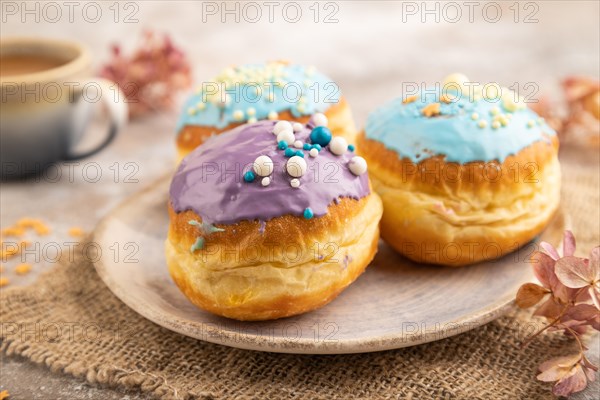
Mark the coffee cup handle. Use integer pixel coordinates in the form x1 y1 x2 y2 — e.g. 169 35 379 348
64 78 128 160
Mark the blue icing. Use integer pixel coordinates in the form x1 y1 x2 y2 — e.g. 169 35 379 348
177 63 341 132
365 92 556 164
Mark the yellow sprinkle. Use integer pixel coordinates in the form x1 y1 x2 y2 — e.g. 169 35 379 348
498 115 509 126
403 95 418 104
246 107 256 116
16 218 41 228
527 120 536 128
197 102 206 111
268 111 278 120
492 121 501 129
297 104 306 113
490 107 500 116
421 103 441 117
471 113 479 120
538 117 545 124
15 263 32 275
34 224 50 236
187 107 196 116
248 117 258 123
0 277 9 287
233 110 244 121
1 226 25 237
478 120 488 129
439 94 455 104
68 227 85 237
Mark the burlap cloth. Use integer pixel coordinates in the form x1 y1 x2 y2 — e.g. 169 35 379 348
1 149 599 400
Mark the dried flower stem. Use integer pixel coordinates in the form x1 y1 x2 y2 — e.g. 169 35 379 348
520 304 569 349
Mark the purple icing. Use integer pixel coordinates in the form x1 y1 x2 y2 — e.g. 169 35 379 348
170 120 370 224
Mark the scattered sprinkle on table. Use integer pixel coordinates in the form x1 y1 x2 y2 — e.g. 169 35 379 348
15 263 32 275
68 227 86 237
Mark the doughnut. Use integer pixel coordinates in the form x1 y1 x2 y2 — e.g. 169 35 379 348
176 61 356 161
358 74 560 267
167 117 382 320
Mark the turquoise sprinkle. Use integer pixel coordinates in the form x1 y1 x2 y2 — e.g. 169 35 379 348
303 208 314 219
348 144 355 152
312 144 322 151
190 237 205 253
284 148 296 157
243 170 255 182
188 220 225 234
303 143 311 150
295 150 305 158
278 140 288 150
206 224 225 234
310 126 332 146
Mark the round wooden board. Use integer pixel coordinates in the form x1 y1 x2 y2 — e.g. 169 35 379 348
93 176 565 354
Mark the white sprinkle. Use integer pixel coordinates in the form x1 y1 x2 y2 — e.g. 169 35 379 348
268 111 278 120
286 156 307 177
471 113 479 120
273 121 293 135
309 148 319 157
491 121 501 129
478 120 488 129
329 136 348 156
292 122 304 132
312 113 328 127
489 107 500 116
527 120 536 128
348 156 368 176
261 177 271 186
246 107 256 116
253 155 274 177
293 140 303 149
290 178 300 188
277 130 295 145
248 117 258 124
233 110 244 121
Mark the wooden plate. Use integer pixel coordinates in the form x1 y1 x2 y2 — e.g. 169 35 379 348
93 177 565 354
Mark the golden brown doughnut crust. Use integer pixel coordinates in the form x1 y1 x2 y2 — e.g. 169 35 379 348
357 132 560 267
176 97 356 161
166 192 383 320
